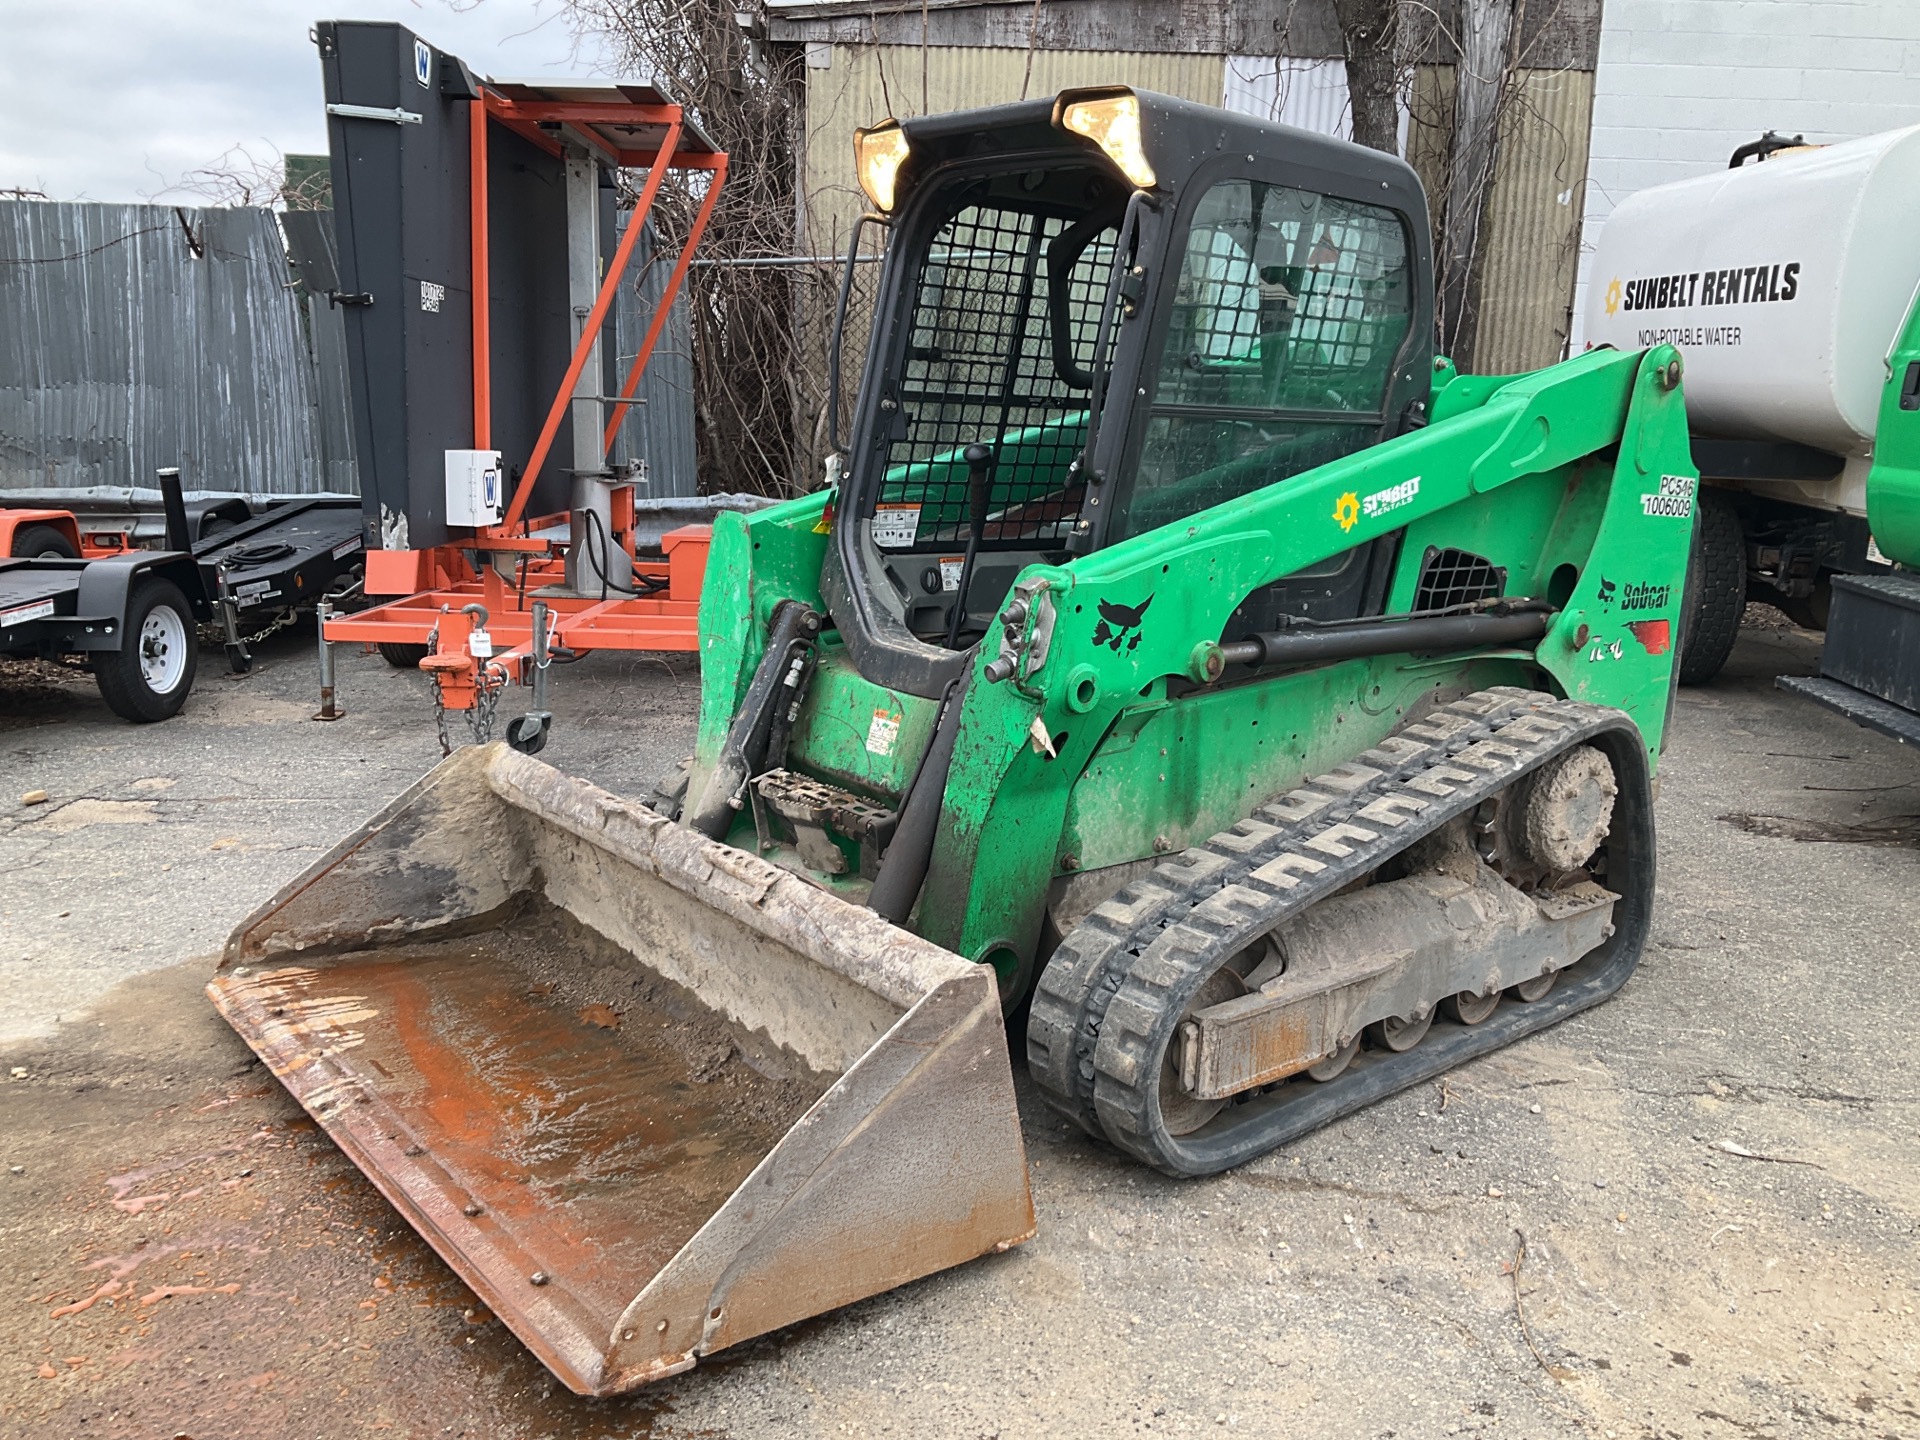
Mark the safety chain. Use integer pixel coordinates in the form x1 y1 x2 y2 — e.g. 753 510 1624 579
467 665 504 747
196 604 300 650
426 612 453 757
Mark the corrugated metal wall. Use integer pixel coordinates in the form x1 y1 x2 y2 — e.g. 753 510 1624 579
611 215 699 498
0 201 331 493
302 288 360 493
1473 69 1595 374
0 200 702 501
801 44 1226 256
1224 61 1592 375
1222 55 1412 152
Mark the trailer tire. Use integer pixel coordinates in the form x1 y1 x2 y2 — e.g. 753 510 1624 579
378 642 430 669
11 525 78 560
95 576 198 723
1678 490 1744 685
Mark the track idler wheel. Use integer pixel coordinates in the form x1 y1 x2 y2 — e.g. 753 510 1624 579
1158 967 1246 1136
1305 1033 1360 1082
1443 989 1500 1025
1509 972 1557 1003
1369 1008 1434 1052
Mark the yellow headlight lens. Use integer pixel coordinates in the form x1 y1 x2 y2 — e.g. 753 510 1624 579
854 121 911 213
1060 92 1156 190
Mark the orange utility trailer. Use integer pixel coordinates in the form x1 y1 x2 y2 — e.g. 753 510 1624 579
312 25 727 749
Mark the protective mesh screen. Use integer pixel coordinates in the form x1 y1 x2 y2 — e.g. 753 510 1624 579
874 203 1115 552
1117 179 1412 541
1412 547 1505 611
1155 182 1412 412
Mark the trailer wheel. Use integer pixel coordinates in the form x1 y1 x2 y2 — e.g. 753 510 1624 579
378 642 430 669
1678 490 1744 685
11 524 78 560
95 577 198 723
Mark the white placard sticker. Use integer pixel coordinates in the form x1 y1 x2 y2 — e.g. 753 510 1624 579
939 556 965 592
332 536 363 560
865 708 902 757
1868 534 1890 566
1642 473 1695 519
871 503 921 548
1 599 54 627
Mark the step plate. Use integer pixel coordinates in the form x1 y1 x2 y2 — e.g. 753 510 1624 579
1777 674 1920 746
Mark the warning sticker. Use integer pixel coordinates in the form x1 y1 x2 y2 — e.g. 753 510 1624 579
332 536 363 560
865 708 903 757
0 599 54 628
939 556 965 592
871 503 921 549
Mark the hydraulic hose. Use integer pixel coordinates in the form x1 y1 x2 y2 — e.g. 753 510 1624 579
1218 609 1552 670
685 601 822 839
868 673 969 924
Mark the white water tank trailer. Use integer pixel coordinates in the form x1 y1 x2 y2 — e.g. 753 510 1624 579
1585 125 1920 460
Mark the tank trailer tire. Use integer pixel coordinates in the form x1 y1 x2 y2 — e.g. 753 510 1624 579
1678 490 1744 685
95 576 198 723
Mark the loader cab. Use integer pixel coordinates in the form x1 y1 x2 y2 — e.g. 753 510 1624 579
825 88 1435 698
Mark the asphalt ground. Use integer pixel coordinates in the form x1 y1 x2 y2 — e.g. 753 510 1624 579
1 615 1916 1439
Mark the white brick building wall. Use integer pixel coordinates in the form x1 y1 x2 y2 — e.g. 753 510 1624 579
1572 0 1920 347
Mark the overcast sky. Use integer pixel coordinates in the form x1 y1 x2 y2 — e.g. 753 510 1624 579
0 1 619 202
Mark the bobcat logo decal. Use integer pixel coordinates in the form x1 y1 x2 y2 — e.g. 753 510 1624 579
1092 594 1153 653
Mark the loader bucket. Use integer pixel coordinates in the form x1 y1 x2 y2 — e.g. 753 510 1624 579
206 745 1033 1396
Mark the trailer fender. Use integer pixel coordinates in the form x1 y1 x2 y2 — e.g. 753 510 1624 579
72 552 212 649
0 509 82 558
188 497 252 540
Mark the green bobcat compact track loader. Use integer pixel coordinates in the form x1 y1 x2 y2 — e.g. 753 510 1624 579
212 87 1697 1394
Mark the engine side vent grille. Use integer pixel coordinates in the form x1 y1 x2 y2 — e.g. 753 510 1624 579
1413 548 1505 611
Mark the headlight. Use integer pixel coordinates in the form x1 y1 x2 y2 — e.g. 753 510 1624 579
854 121 910 213
1059 91 1156 190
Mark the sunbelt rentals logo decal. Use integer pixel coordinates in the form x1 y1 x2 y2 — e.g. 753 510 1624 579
1602 259 1800 348
1334 476 1420 533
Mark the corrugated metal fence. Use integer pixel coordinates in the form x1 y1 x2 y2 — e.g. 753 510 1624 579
0 199 700 500
613 215 699 499
0 201 331 494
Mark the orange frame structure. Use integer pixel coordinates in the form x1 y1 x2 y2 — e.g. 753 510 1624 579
323 83 728 704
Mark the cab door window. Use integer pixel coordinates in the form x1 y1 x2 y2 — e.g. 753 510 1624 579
1115 178 1413 538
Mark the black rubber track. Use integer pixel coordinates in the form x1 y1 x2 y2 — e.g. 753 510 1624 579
1026 688 1657 1177
1026 688 1544 1138
1678 489 1744 685
1091 696 1654 1176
